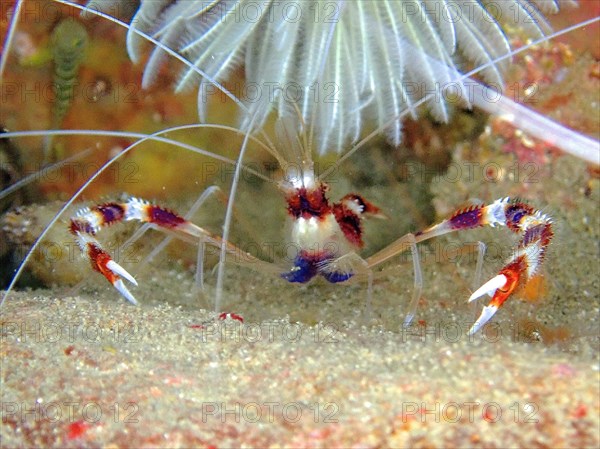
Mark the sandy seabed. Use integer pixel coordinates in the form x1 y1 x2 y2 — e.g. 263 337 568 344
0 288 598 448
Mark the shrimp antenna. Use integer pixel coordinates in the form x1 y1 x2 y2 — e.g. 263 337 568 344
0 0 24 78
214 108 262 314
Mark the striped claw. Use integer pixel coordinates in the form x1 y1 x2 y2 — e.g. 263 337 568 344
468 262 524 335
425 198 555 335
69 197 196 306
88 244 138 305
106 260 138 305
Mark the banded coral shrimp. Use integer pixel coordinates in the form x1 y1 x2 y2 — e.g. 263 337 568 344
0 0 596 336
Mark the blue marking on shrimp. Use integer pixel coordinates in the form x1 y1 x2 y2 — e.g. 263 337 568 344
281 253 354 284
